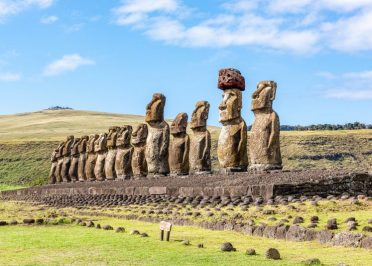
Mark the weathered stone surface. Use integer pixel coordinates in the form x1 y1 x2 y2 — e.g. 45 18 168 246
217 69 248 171
149 187 167 195
69 137 81 182
218 68 245 91
189 101 211 174
332 231 363 247
326 218 338 230
145 93 170 176
263 225 277 238
94 133 107 181
61 135 74 182
170 113 190 176
105 127 119 180
275 225 289 239
301 258 321 265
317 230 334 244
131 123 148 178
249 80 282 172
286 225 307 241
115 126 133 179
85 134 99 181
360 236 372 249
246 248 256 255
77 136 88 182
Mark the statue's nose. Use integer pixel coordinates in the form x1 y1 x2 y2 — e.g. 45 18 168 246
219 103 226 110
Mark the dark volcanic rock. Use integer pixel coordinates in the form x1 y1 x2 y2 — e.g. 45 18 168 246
0 221 8 226
220 242 235 252
115 227 125 233
246 248 256 255
325 218 338 230
317 230 334 244
362 226 372 232
265 248 280 260
102 225 113 230
301 258 321 265
332 231 363 248
23 218 35 224
360 236 372 249
293 216 304 224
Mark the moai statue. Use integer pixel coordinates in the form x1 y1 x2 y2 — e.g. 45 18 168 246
145 93 170 176
249 80 282 171
105 126 120 180
69 137 81 182
217 68 248 172
94 133 108 181
77 135 89 182
55 141 65 183
169 113 190 176
85 134 99 181
189 101 211 174
61 135 74 182
49 142 64 184
115 126 133 180
131 123 148 178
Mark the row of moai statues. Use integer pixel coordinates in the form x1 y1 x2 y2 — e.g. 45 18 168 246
49 68 282 183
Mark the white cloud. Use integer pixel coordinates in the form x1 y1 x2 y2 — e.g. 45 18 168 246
325 89 372 100
40 15 58 24
0 0 54 19
0 72 21 81
112 0 372 53
322 70 372 100
43 54 95 76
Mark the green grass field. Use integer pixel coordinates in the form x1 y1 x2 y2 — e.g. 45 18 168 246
0 109 371 188
1 201 371 266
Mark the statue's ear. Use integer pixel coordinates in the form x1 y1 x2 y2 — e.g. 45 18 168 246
270 86 276 101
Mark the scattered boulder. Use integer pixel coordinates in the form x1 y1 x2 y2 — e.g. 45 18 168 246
36 218 44 225
115 227 125 233
362 226 372 232
301 258 321 265
9 220 18 225
0 221 8 226
140 232 149 237
307 223 317 228
263 209 276 215
286 225 307 241
325 218 338 230
310 216 319 223
130 229 140 235
246 248 256 255
197 243 204 248
347 221 357 231
181 240 190 246
317 230 334 244
87 221 95 227
102 225 113 230
293 216 304 224
23 218 35 224
96 224 101 229
220 242 236 252
265 248 280 260
344 217 356 223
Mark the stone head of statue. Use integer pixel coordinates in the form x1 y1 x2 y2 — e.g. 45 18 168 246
132 123 148 145
71 138 81 155
107 126 119 148
171 112 188 135
81 135 89 142
117 125 132 147
145 93 166 123
218 68 245 123
190 101 210 130
219 89 243 123
88 134 99 152
95 133 107 152
66 135 74 142
251 80 277 111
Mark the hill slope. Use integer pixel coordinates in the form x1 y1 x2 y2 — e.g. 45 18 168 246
0 109 370 187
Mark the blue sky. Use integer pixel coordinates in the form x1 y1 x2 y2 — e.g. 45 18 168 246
0 0 371 126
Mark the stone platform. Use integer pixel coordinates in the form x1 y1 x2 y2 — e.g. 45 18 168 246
1 170 371 201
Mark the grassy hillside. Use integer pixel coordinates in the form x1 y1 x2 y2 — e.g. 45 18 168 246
0 110 370 187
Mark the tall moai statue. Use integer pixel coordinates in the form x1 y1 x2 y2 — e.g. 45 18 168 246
69 137 81 182
85 134 99 181
115 126 133 180
189 101 211 174
217 68 248 172
94 133 108 181
61 135 74 182
105 126 120 180
49 142 64 184
145 93 170 177
169 113 190 176
249 80 282 171
131 123 148 178
78 135 89 182
55 141 65 183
